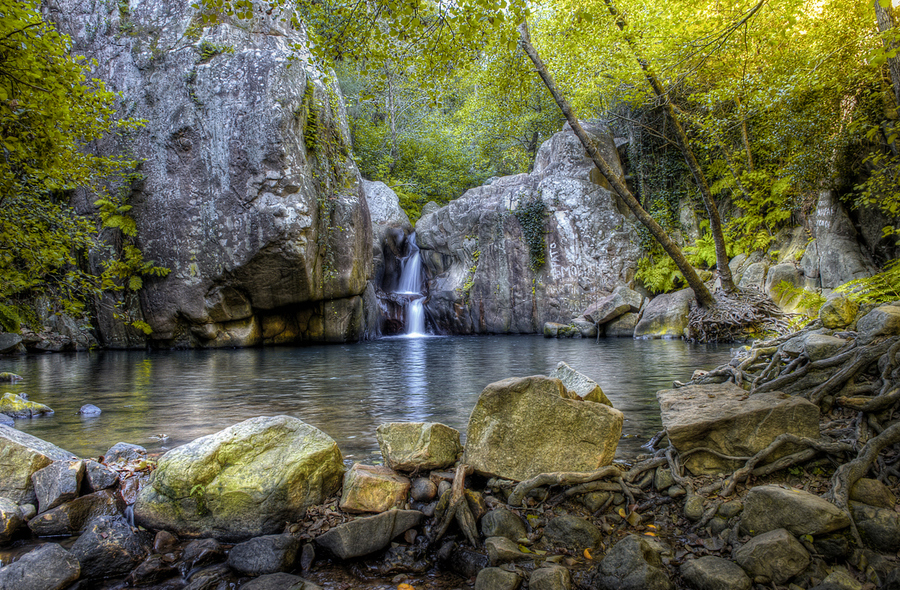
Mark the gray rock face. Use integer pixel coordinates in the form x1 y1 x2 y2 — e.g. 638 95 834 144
376 422 462 472
741 485 850 537
800 190 877 289
315 509 423 559
32 460 84 513
733 528 809 585
364 179 412 288
28 490 123 537
227 534 300 576
0 426 75 505
634 289 694 339
134 416 343 541
0 543 80 590
857 305 900 344
585 286 643 325
70 515 148 579
593 534 674 590
416 122 640 334
605 312 640 337
0 334 22 354
52 0 372 348
464 376 623 482
657 384 820 475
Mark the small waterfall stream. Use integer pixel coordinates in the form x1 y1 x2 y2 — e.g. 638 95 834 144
395 233 426 336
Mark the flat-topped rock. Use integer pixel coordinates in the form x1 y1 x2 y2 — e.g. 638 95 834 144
584 286 643 325
315 509 423 559
0 425 75 505
657 384 819 475
464 376 623 482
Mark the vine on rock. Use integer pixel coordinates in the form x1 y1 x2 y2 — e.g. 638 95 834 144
513 196 547 271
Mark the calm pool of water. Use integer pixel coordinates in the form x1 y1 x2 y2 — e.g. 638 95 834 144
1 336 732 463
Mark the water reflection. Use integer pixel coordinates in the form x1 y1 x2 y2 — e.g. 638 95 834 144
2 336 732 462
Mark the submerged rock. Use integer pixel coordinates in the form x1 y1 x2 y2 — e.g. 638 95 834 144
464 375 623 482
0 392 53 419
77 404 102 416
376 422 462 472
0 425 75 505
134 416 343 541
657 384 819 475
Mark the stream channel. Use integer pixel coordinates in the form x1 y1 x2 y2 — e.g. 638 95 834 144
3 336 732 463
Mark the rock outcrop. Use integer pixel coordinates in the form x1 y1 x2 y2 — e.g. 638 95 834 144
134 416 343 541
416 122 640 334
51 0 372 348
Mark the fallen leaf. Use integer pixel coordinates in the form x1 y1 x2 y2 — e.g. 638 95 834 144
397 584 415 590
583 548 593 560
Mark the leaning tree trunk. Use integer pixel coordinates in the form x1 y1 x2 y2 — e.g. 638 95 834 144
518 21 715 308
600 0 737 293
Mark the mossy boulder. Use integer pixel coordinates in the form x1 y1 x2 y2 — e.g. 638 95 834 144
134 416 343 541
0 393 53 419
376 422 462 472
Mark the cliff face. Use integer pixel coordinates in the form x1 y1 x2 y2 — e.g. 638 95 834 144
415 123 642 334
50 0 371 347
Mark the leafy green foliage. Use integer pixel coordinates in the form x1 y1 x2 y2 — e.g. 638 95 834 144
513 197 547 270
772 281 826 318
196 40 234 63
0 0 167 332
635 254 684 295
835 259 900 304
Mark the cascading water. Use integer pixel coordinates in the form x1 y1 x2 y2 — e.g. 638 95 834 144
395 233 426 336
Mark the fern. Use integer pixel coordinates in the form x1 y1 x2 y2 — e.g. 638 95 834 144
636 255 683 295
772 280 826 317
0 302 21 333
835 260 900 304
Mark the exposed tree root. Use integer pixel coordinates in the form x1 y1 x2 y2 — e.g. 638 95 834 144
688 287 788 343
507 466 621 507
429 464 478 548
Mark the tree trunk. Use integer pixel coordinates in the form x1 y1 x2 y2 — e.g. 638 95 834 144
875 0 900 110
518 21 715 308
600 0 737 293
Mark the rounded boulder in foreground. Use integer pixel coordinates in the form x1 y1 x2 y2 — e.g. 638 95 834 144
134 416 343 541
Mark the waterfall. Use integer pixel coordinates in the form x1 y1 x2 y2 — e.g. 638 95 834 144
396 233 427 336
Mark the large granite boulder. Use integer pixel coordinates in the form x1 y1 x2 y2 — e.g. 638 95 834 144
657 384 819 475
134 416 343 541
376 422 462 472
0 426 75 505
464 376 623 481
51 0 372 348
800 190 877 289
634 289 694 339
416 122 640 334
